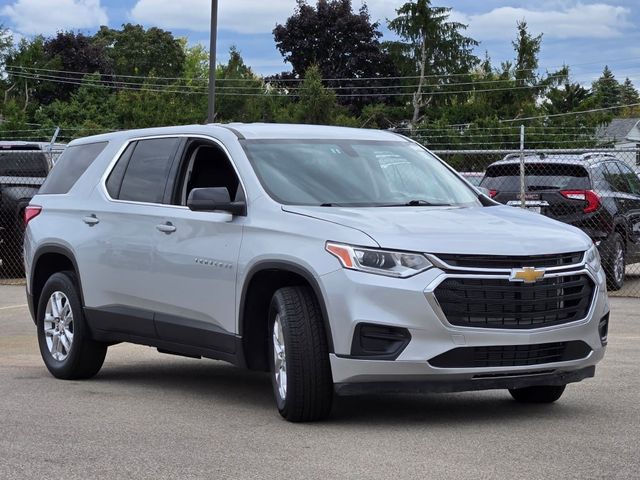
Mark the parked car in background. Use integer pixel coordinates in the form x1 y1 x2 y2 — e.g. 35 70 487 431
24 125 608 421
459 171 484 187
480 152 640 290
0 142 58 275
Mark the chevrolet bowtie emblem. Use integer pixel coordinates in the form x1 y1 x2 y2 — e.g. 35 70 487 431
510 267 545 283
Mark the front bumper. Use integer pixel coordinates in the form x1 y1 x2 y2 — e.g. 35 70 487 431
321 261 608 387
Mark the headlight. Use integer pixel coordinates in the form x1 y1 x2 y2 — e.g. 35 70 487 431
585 244 601 272
325 242 432 278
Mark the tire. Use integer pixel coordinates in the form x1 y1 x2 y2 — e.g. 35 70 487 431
268 286 333 422
509 385 566 403
37 271 107 380
604 232 625 291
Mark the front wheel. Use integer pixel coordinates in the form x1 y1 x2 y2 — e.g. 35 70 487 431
37 271 107 379
509 385 566 403
268 286 333 422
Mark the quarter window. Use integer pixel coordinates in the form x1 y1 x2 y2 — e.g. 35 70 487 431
40 142 108 194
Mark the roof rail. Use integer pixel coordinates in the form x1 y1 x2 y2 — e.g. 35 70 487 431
502 152 546 161
581 152 617 161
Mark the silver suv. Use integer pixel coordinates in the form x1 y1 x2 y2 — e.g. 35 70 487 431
24 124 609 422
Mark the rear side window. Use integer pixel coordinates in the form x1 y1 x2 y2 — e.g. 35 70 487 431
114 138 179 204
39 142 108 194
0 150 49 177
481 163 590 191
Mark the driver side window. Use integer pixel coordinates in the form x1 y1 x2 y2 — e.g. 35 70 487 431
172 140 243 206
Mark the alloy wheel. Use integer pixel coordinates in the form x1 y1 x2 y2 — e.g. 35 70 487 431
44 291 74 361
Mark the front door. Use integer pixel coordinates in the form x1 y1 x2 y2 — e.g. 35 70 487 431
150 138 245 353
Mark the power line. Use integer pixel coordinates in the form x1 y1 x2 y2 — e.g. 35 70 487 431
7 55 640 83
8 71 571 97
499 102 640 123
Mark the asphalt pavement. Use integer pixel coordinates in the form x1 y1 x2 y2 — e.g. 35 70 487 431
0 284 638 479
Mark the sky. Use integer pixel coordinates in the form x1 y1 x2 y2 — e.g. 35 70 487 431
0 0 639 85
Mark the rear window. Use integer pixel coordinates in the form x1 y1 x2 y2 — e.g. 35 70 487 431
39 142 108 194
0 150 49 177
480 163 590 191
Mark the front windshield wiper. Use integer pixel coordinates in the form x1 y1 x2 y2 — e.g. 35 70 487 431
380 200 453 207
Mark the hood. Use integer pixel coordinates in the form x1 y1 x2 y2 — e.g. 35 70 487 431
283 205 592 256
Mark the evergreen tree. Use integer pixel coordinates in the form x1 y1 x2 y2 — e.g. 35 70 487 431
620 78 640 105
388 0 478 125
512 20 542 106
295 65 339 124
592 66 622 109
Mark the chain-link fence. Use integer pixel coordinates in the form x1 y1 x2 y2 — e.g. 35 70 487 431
435 147 640 297
0 146 64 284
3 139 640 298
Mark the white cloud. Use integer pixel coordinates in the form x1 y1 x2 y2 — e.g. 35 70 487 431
450 3 632 40
1 0 108 35
128 0 407 35
130 0 290 35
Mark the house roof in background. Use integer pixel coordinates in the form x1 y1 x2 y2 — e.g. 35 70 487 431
596 118 640 143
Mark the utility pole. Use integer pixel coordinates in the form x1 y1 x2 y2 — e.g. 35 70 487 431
519 124 525 209
207 0 219 123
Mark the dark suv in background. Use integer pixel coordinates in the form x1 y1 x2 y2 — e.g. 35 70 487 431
0 142 55 276
481 152 640 290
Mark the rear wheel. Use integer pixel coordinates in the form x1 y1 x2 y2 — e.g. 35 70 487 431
268 286 333 422
509 385 566 403
604 232 625 291
37 271 107 379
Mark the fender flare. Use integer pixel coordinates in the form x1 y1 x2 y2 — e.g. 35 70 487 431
238 260 335 354
30 244 85 322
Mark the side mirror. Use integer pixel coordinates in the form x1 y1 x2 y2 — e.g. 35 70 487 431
187 187 247 216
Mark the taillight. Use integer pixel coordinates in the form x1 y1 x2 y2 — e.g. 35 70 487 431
560 190 600 213
489 190 498 198
24 205 42 226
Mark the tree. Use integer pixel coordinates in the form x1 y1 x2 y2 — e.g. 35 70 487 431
4 36 56 112
0 24 12 71
592 66 622 109
35 73 118 135
215 47 265 122
544 83 591 114
94 24 185 77
388 0 478 126
512 20 542 106
620 78 640 105
37 31 113 103
295 65 339 124
274 0 395 111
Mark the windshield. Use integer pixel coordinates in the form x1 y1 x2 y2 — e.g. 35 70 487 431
241 139 481 207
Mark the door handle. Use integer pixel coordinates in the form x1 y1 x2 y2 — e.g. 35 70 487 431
156 222 176 234
83 215 99 226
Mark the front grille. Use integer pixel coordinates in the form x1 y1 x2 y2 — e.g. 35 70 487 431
429 341 592 368
433 275 594 329
435 252 583 269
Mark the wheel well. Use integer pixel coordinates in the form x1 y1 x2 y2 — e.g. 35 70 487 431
241 269 315 371
32 253 76 314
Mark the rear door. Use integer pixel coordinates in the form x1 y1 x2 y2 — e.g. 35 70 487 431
78 136 182 337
